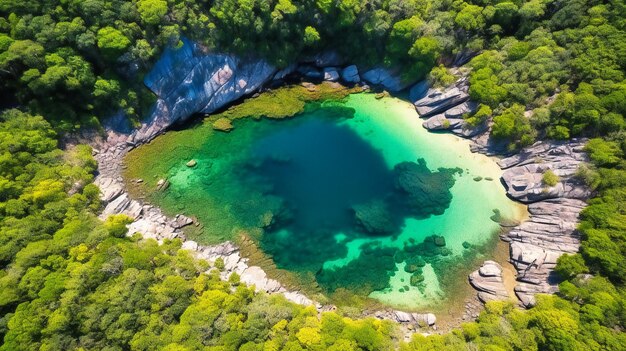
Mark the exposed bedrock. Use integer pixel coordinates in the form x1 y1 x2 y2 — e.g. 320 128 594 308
469 261 511 303
411 77 487 138
496 141 590 307
499 140 591 203
409 75 591 309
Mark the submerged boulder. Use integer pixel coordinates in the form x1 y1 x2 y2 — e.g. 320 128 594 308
352 200 399 234
392 159 459 218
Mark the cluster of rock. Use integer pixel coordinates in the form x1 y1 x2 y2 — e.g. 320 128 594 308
380 310 436 327
469 261 511 303
405 73 591 309
497 141 590 307
409 75 486 138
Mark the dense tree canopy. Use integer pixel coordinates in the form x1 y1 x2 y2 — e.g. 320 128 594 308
0 0 626 350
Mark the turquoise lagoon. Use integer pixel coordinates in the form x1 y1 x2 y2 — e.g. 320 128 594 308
124 93 526 310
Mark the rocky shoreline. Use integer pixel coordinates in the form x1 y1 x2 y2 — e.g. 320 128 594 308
413 75 590 307
91 39 589 331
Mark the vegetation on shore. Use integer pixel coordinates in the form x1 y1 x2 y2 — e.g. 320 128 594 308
1 0 625 350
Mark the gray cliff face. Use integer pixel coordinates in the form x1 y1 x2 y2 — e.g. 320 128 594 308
128 38 277 145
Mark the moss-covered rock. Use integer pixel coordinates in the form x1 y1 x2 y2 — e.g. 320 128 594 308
410 273 425 286
212 117 233 131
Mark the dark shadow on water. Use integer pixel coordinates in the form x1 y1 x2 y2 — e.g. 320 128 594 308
233 106 462 295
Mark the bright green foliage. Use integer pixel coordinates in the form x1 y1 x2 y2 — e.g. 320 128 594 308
455 4 485 32
97 27 132 59
137 0 168 26
492 104 536 149
542 169 559 187
104 214 134 237
303 26 320 46
407 36 441 78
428 65 456 88
464 104 492 127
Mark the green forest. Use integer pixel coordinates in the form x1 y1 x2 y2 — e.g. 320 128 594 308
0 0 625 350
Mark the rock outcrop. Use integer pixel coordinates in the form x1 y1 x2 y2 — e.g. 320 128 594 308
469 261 511 303
323 67 340 81
504 198 587 307
408 80 430 102
413 77 487 138
499 140 591 203
410 76 591 309
413 78 470 117
497 141 590 307
362 67 412 92
341 65 360 83
118 38 277 145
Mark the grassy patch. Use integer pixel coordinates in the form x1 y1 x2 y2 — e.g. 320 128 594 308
207 82 362 122
542 169 559 186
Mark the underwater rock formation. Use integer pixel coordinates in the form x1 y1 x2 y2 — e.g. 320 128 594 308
392 159 460 218
352 200 398 234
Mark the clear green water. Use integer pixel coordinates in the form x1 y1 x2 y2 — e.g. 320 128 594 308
124 93 525 309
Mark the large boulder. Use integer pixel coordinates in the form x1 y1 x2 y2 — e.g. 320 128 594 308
341 65 360 83
362 67 412 92
469 261 511 303
408 80 430 102
414 85 470 117
499 141 591 203
422 114 463 131
444 101 478 119
323 67 340 82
